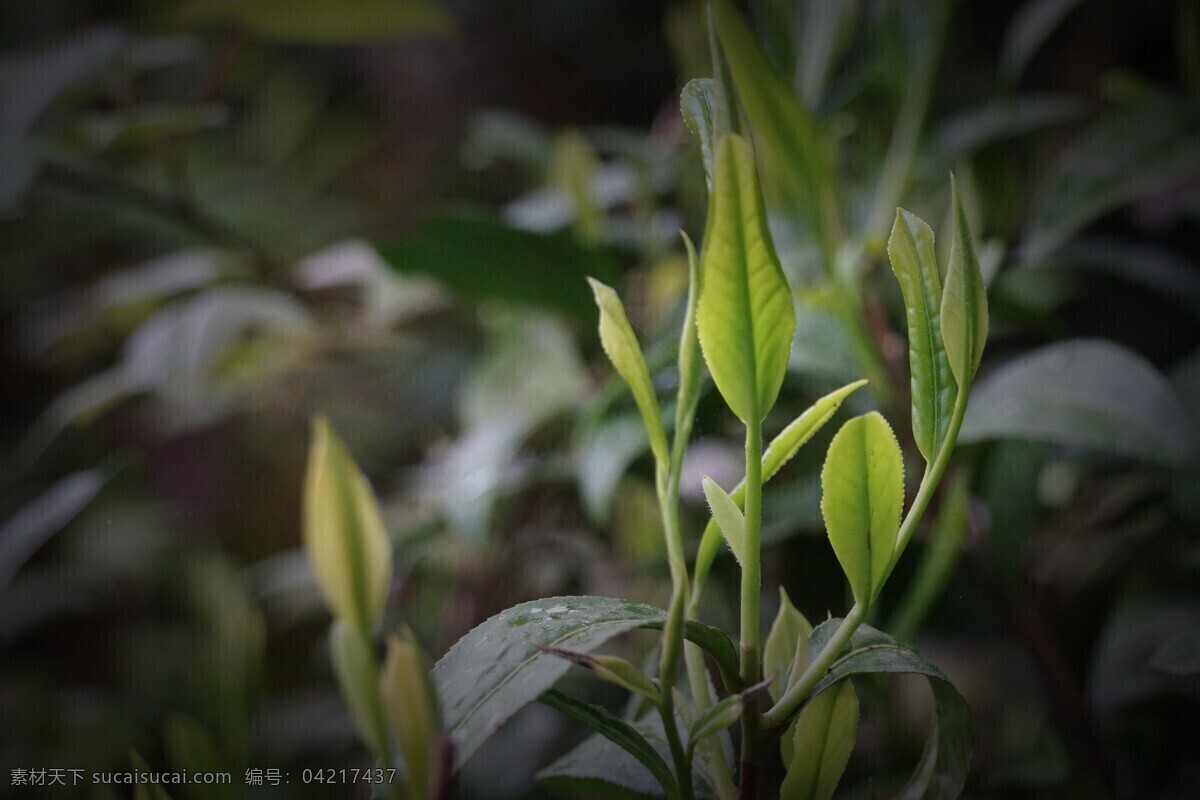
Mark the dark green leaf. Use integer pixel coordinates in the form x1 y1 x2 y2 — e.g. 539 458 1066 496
538 710 710 799
1022 96 1200 259
801 635 972 800
888 209 955 462
177 0 455 43
377 213 618 321
696 134 796 424
433 596 668 768
821 413 905 605
960 339 1199 465
540 690 679 800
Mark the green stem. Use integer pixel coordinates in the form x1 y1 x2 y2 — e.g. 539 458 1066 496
762 385 969 730
738 421 763 798
656 468 695 800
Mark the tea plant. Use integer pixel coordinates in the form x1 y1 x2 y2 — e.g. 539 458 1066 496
302 12 988 796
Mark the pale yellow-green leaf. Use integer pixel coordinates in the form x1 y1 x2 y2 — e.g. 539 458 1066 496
942 176 989 389
781 679 860 800
331 621 390 759
381 627 441 800
588 278 671 467
764 587 812 702
703 476 746 566
696 134 796 424
304 417 393 632
821 413 905 604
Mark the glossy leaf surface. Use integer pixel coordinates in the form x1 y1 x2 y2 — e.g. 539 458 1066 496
540 690 679 800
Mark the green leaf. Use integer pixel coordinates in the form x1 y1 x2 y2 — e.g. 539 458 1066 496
959 339 1200 465
804 639 972 800
941 178 989 389
674 231 705 459
764 587 813 703
999 0 1084 82
821 413 905 605
304 417 392 632
712 0 839 257
376 213 618 321
692 379 867 597
780 678 859 800
588 278 670 467
1022 96 1200 259
435 596 701 769
680 78 729 191
330 621 390 758
696 134 796 424
537 645 660 702
177 0 455 43
687 694 745 759
540 690 680 800
702 477 746 566
381 628 440 800
538 710 705 799
888 209 955 462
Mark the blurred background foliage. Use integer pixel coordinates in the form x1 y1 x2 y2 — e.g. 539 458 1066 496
1 0 1199 798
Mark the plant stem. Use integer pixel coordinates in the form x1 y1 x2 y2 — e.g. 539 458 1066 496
762 386 970 730
657 465 695 800
737 421 763 798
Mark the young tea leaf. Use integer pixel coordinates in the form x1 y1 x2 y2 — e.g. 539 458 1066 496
330 620 389 759
692 379 867 599
674 231 705 461
304 417 392 632
381 628 441 800
764 587 813 702
942 177 989 389
780 679 859 800
536 645 660 702
703 476 747 566
680 78 729 192
888 209 956 463
696 134 796 424
588 278 671 467
821 413 905 605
